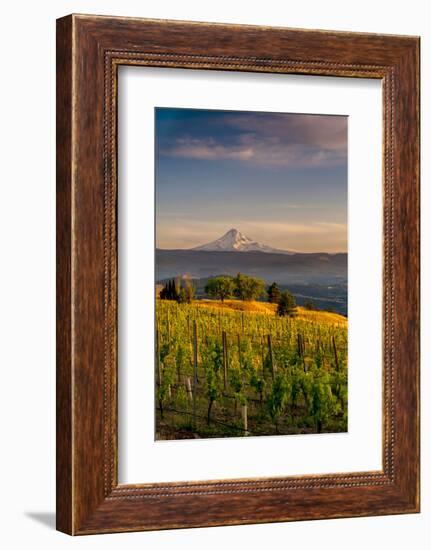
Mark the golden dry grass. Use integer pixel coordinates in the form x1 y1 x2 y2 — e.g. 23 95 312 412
196 299 275 314
194 299 347 326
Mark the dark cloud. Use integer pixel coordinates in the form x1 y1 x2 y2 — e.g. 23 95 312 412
160 111 347 168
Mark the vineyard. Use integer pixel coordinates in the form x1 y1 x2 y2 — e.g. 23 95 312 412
155 299 348 440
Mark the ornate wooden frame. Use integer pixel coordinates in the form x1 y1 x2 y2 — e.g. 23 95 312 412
56 14 420 535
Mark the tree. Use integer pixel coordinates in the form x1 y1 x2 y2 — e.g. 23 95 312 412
303 299 317 311
267 282 281 303
160 278 195 303
159 279 178 301
234 272 265 301
177 277 195 304
183 278 195 303
277 291 297 317
170 279 178 301
177 287 187 304
159 282 167 300
205 276 234 302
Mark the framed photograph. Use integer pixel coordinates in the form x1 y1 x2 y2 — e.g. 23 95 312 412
153 107 349 442
56 14 420 534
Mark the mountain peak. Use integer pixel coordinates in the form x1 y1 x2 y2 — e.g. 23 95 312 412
223 228 244 240
191 229 295 255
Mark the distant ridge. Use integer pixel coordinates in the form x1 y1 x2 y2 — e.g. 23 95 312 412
191 228 296 255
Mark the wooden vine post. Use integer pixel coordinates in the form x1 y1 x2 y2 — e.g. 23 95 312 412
156 328 163 418
242 404 248 435
222 330 229 389
298 333 306 371
156 328 162 387
332 335 339 371
167 309 171 351
267 334 275 379
192 320 198 429
185 377 193 401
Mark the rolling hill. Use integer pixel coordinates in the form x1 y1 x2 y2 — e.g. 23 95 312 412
155 248 347 285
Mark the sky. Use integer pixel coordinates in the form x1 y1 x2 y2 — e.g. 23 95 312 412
155 108 347 253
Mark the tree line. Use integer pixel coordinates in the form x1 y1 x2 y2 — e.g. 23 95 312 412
159 273 302 317
159 277 195 304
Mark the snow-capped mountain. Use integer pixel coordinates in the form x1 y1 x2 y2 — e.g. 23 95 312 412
191 228 295 255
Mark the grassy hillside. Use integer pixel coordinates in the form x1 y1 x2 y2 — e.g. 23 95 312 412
194 298 347 326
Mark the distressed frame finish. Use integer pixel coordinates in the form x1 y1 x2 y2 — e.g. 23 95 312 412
56 14 420 535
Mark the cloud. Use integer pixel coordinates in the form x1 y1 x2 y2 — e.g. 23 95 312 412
160 113 347 168
244 220 347 235
162 135 345 168
314 222 347 229
223 113 347 152
164 137 255 161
